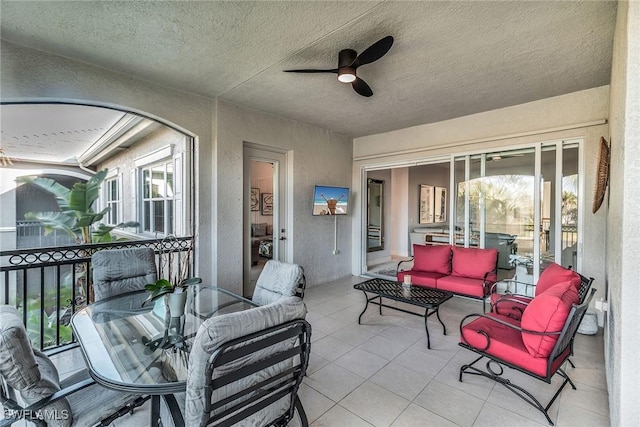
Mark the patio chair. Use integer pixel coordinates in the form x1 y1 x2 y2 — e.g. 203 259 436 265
0 305 147 427
459 285 597 426
252 260 306 306
490 262 593 320
92 247 157 302
164 296 311 426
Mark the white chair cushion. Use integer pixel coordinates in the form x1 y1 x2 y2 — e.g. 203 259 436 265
182 297 306 426
92 247 157 301
0 305 72 427
252 260 303 306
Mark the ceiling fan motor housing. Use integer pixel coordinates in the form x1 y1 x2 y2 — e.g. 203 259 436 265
338 49 357 83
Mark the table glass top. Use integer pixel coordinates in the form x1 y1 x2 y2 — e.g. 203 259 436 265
71 286 256 393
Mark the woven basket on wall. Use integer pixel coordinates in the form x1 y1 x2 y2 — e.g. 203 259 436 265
592 137 610 214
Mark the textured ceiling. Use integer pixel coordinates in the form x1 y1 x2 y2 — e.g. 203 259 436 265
0 1 617 139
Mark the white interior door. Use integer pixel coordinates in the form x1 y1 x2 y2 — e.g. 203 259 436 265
243 144 289 297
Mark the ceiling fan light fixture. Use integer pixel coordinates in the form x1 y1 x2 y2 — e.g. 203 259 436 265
338 68 356 83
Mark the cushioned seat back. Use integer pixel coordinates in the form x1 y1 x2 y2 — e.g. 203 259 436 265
412 244 451 274
451 246 498 282
535 262 581 296
253 260 305 306
185 297 307 426
0 305 72 427
521 281 580 358
92 247 157 301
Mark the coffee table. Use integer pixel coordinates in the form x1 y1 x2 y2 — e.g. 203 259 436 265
354 278 453 349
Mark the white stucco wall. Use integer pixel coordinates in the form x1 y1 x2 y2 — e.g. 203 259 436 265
216 100 353 294
1 41 356 293
352 87 609 301
606 1 640 425
0 41 216 283
97 126 191 236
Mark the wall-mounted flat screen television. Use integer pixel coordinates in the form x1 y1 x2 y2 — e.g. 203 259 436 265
312 185 350 216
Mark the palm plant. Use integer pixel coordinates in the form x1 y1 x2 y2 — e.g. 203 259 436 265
17 169 139 309
17 169 138 243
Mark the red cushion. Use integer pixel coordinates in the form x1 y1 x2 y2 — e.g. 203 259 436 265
451 247 498 281
412 244 452 275
521 281 579 358
490 293 531 319
460 313 570 377
535 263 581 296
397 270 445 288
436 275 489 298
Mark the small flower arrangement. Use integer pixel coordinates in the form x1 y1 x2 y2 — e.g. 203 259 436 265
143 236 201 305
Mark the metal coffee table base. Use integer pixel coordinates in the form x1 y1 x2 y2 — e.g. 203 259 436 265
355 279 453 349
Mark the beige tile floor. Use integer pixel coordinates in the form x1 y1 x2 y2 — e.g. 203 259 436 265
39 275 609 427
297 276 609 427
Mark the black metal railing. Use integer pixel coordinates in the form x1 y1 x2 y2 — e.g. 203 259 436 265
522 224 578 249
0 237 194 351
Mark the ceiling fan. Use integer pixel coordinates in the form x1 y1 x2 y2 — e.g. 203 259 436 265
284 35 394 97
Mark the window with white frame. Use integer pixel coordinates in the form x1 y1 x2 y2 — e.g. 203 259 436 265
104 176 121 225
140 160 174 235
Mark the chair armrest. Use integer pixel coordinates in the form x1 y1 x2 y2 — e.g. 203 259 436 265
396 257 414 274
23 377 95 412
459 313 562 352
502 278 534 287
491 296 532 319
0 375 96 426
482 271 497 295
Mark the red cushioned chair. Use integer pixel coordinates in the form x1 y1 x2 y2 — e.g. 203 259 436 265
459 284 596 426
490 263 593 320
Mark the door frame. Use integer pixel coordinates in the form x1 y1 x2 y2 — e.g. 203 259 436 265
243 143 291 296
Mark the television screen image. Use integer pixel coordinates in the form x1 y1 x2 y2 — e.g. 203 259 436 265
313 185 350 215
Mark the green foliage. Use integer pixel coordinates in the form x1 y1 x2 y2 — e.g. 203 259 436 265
143 277 202 305
24 275 75 348
17 169 138 243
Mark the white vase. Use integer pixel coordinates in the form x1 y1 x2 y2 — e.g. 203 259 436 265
167 291 188 317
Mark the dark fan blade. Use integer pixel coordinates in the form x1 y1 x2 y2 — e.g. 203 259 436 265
352 36 394 68
283 69 338 73
352 77 373 97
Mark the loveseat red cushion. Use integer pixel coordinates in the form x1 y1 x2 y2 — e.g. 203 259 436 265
437 275 488 298
451 246 498 282
460 313 570 377
412 244 452 275
535 262 581 296
521 280 579 358
397 269 445 288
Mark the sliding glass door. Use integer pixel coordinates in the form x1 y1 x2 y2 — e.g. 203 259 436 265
453 141 581 291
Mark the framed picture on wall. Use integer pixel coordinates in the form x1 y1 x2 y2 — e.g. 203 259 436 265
250 188 260 211
261 193 273 216
434 186 447 222
419 185 434 224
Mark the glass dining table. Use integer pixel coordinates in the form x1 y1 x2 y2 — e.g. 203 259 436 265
70 285 257 427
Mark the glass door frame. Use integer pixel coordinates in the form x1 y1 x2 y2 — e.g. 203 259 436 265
450 138 584 283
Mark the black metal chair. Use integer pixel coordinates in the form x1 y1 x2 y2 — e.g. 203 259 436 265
458 288 596 426
165 297 311 426
0 305 147 427
491 265 594 320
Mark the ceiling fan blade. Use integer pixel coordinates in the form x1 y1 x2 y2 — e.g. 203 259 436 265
352 77 373 97
352 35 394 68
283 69 338 73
